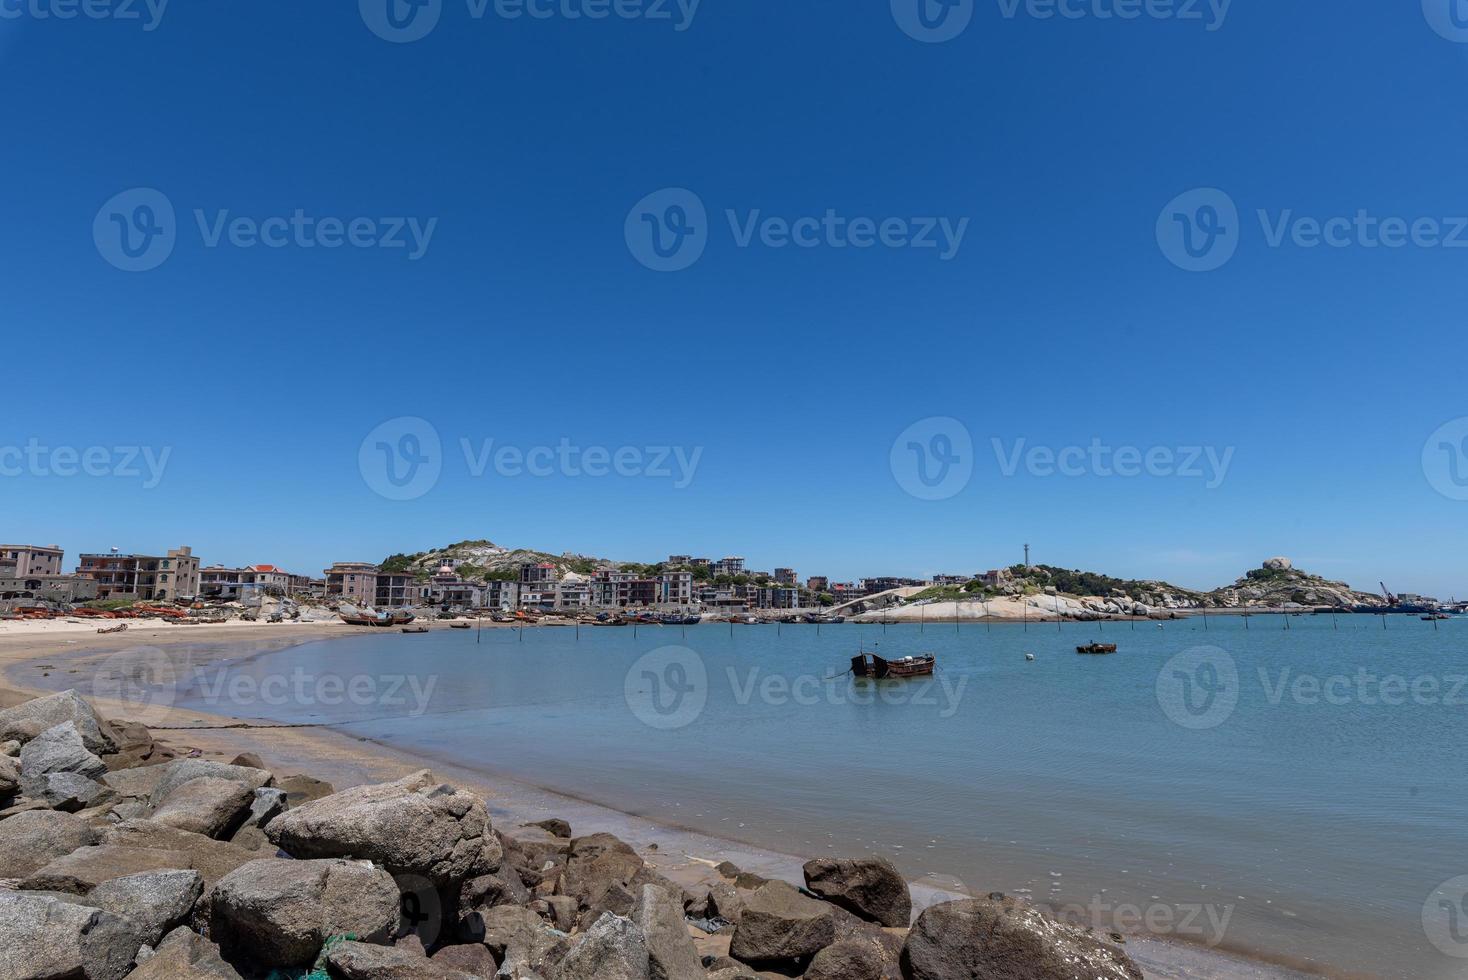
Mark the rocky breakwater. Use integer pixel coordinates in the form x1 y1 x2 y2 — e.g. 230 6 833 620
0 687 1146 979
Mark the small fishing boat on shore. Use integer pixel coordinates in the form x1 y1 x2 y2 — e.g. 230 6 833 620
339 604 394 627
1076 643 1118 655
850 651 936 679
401 626 429 634
449 622 472 629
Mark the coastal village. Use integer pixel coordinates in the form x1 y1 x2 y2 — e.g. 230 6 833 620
1 540 1458 625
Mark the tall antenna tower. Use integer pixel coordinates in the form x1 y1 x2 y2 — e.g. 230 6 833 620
1024 543 1030 568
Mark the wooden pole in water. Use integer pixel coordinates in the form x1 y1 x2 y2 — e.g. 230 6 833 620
477 612 482 644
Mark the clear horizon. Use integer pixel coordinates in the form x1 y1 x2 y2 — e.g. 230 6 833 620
4 4 1468 598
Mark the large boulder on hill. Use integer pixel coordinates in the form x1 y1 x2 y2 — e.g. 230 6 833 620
803 856 911 927
633 883 704 980
728 880 837 967
266 770 498 886
0 809 99 877
87 868 203 946
901 897 1143 980
20 844 192 894
0 690 116 754
125 926 243 980
148 760 274 806
150 776 255 838
207 857 400 968
21 721 108 779
103 819 270 888
552 912 650 980
0 891 147 980
325 940 482 979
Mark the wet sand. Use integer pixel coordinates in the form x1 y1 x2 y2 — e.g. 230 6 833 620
0 623 1330 980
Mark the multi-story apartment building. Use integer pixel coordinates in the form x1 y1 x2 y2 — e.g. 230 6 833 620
862 576 928 594
375 572 424 608
713 556 745 577
0 544 64 578
77 546 200 601
324 562 378 603
757 586 806 609
521 563 559 586
483 580 519 611
200 564 294 599
427 573 482 608
667 555 691 566
688 558 711 569
0 573 98 603
807 576 829 592
556 581 593 610
774 568 797 585
660 571 693 606
932 574 973 586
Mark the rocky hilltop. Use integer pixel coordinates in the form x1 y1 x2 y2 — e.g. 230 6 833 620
1204 557 1379 609
379 539 624 582
0 688 1145 980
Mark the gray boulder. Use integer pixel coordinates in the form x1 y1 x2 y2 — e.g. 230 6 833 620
802 856 911 927
805 937 884 980
87 868 204 945
431 942 498 975
325 940 482 979
0 809 99 878
552 912 649 980
0 690 117 754
0 752 18 797
460 904 570 974
706 881 744 923
148 759 274 806
103 819 269 888
266 769 499 886
150 776 255 838
0 891 147 980
22 770 113 812
241 786 288 830
21 721 108 779
727 880 836 967
462 862 531 910
21 843 192 894
901 897 1143 980
207 857 400 968
632 883 703 980
125 926 244 980
277 772 334 805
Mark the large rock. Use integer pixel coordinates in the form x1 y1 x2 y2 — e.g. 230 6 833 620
0 891 147 980
462 863 531 910
125 925 244 980
150 776 255 838
552 912 650 980
431 942 498 975
207 857 400 968
103 819 269 887
277 772 334 806
803 856 911 927
0 752 18 797
805 937 885 980
266 769 499 885
0 809 99 878
460 904 570 974
900 897 1143 980
559 832 676 913
102 764 169 802
23 771 113 812
20 843 192 894
87 868 204 945
325 940 482 979
21 721 108 779
0 690 116 754
633 883 703 980
240 786 288 830
148 759 274 806
727 880 836 967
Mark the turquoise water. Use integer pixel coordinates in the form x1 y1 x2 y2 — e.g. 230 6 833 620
134 618 1468 977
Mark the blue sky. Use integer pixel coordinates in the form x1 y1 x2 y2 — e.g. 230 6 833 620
3 1 1468 596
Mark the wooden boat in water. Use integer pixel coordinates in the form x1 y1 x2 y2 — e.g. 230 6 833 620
449 622 472 629
1076 643 1118 655
401 626 429 634
851 651 936 679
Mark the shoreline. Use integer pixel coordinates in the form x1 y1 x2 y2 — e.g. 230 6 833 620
0 623 1338 980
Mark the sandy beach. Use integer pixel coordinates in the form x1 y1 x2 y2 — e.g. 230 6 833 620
0 621 1333 979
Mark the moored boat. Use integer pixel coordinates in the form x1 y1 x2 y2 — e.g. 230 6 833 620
1076 643 1118 655
850 651 936 679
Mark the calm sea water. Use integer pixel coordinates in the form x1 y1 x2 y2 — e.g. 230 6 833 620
137 617 1467 977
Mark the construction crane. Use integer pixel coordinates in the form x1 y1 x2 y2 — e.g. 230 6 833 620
1380 582 1398 605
